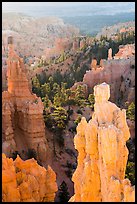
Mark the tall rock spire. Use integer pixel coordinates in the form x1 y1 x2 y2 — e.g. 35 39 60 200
69 82 135 202
2 37 48 162
108 48 112 60
7 36 31 97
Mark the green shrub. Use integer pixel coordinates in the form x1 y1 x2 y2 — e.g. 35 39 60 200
126 102 135 121
125 161 135 185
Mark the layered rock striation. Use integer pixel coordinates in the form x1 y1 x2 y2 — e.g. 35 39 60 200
2 153 57 202
69 82 135 202
2 36 48 162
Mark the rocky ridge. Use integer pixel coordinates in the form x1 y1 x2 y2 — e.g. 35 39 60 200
96 21 135 40
2 12 79 57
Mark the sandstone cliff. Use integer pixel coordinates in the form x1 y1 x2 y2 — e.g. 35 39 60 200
69 82 135 202
83 46 135 104
2 153 57 202
114 44 135 59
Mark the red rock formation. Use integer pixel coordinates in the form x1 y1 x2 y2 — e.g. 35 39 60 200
55 38 72 52
108 48 112 60
91 58 97 70
2 36 48 162
114 44 135 59
44 37 72 60
69 83 135 202
72 39 79 51
80 39 86 49
120 27 135 33
127 119 135 139
83 49 135 103
2 153 58 202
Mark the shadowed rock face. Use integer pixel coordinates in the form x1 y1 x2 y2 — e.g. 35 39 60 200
69 82 135 202
2 153 58 202
2 37 48 162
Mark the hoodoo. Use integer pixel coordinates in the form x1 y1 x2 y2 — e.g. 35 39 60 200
69 82 135 202
2 36 48 162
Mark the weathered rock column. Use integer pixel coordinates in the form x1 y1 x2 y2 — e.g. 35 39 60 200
108 48 112 60
69 82 135 202
2 36 48 162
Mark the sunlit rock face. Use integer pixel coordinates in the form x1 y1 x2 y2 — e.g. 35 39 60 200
114 44 135 59
69 82 135 202
108 48 112 60
2 37 48 162
2 154 58 202
83 46 135 104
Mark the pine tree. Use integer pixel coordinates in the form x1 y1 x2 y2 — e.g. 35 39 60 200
75 85 86 106
52 82 60 95
41 82 50 97
51 107 68 131
32 76 41 96
126 102 135 121
88 93 95 108
53 93 62 107
58 181 70 202
42 95 52 108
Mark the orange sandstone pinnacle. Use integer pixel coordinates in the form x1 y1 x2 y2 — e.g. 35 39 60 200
2 36 48 161
2 154 58 202
69 82 135 202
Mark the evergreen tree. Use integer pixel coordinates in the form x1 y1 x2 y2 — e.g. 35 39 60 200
58 181 70 202
53 93 62 107
52 82 60 95
125 161 135 185
75 85 86 106
88 93 95 109
48 76 54 89
41 82 50 97
51 107 68 131
32 76 40 89
126 102 135 121
42 95 52 108
32 76 41 96
74 115 82 126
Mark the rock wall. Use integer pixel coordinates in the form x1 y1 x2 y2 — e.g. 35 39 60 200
2 153 57 202
44 38 72 60
83 53 135 104
69 82 135 202
114 44 135 59
2 37 48 162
